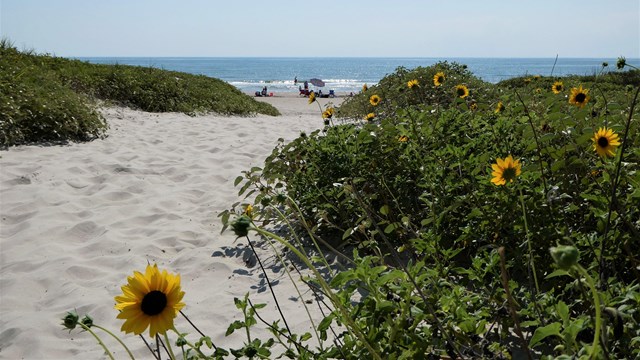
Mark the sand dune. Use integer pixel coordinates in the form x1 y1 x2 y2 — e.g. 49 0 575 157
0 95 342 359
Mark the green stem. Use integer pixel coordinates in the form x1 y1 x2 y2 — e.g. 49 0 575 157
92 324 136 360
243 234 300 353
262 236 323 350
598 85 640 288
163 332 177 360
252 226 383 360
576 265 602 359
77 323 115 360
171 329 210 359
518 187 540 294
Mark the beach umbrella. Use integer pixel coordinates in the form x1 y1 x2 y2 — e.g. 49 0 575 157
309 78 325 87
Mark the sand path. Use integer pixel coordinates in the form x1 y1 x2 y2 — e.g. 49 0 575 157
0 95 341 359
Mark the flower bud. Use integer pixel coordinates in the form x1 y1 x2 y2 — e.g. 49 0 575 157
176 335 188 347
62 311 79 331
260 196 271 206
231 215 251 237
80 315 93 328
617 57 627 70
550 245 580 270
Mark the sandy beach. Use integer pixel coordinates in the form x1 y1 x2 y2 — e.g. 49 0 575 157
0 94 343 359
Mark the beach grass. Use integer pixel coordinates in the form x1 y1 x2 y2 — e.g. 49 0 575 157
0 39 279 147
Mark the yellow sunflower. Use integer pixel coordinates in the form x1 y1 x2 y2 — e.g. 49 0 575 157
308 91 316 104
551 81 564 94
469 101 478 111
369 94 381 106
407 79 419 89
398 135 409 142
569 86 590 108
455 85 469 98
491 155 522 186
244 204 254 217
362 83 368 92
322 107 334 119
495 101 505 114
591 127 621 158
365 113 376 121
433 72 445 87
115 264 185 338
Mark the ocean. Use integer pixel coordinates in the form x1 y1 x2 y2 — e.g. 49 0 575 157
77 57 640 94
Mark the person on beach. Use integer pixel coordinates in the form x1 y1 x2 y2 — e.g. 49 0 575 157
294 76 297 84
262 86 268 96
304 80 308 90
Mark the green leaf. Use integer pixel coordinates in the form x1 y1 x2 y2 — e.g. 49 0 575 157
384 223 398 234
556 301 569 325
380 205 390 216
234 175 244 187
225 320 245 336
529 322 562 348
545 269 570 279
342 227 354 241
318 315 334 332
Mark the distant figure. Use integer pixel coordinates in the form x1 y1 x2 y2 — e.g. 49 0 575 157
262 86 267 96
318 89 323 97
294 76 298 85
304 80 308 90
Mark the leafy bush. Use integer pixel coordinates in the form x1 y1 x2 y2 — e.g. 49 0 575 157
227 61 640 358
0 41 108 146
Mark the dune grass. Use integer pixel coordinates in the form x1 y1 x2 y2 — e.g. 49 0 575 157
0 39 279 147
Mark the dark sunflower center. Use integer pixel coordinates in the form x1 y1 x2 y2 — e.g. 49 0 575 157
457 88 466 96
597 136 609 148
502 167 517 181
141 290 168 316
576 93 586 103
437 76 443 83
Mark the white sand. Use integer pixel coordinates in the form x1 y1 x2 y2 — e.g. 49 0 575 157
0 95 342 359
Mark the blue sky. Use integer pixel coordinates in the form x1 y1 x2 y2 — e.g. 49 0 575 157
1 0 638 58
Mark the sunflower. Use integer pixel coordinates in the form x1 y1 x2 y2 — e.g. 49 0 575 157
494 101 505 114
398 135 409 142
369 94 381 106
407 79 419 89
362 83 368 92
551 81 564 94
115 264 185 338
455 85 469 98
491 155 522 186
308 91 316 104
469 101 478 111
365 113 376 121
244 204 253 217
433 72 445 87
591 127 621 158
569 86 590 108
322 107 334 119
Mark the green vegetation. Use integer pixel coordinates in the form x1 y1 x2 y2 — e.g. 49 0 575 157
0 40 279 147
223 61 640 358
58 56 640 358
